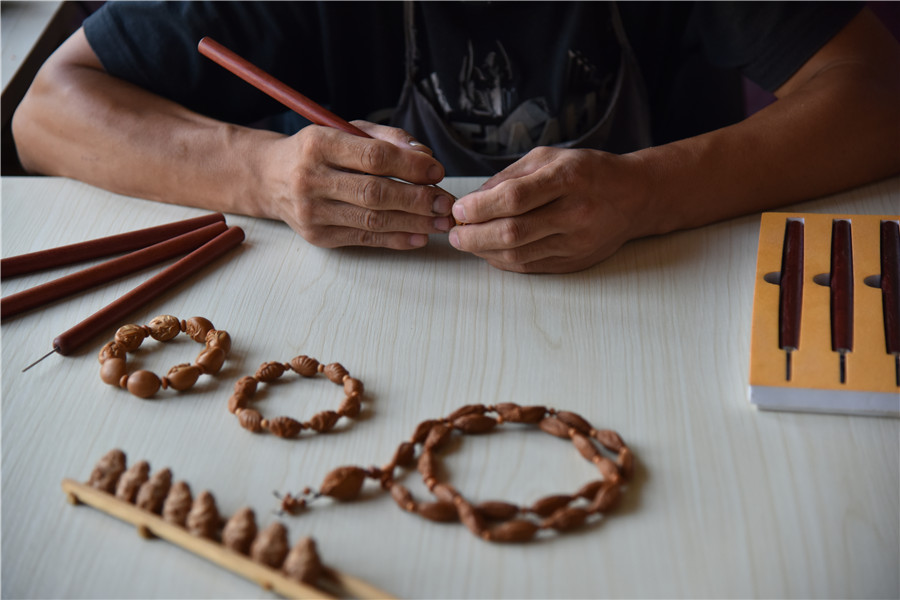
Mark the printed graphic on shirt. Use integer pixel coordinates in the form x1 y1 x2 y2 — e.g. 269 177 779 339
414 17 619 156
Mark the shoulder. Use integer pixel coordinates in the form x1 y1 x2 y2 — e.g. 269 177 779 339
689 1 864 90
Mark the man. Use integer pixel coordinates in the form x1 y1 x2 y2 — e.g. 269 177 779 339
12 2 900 273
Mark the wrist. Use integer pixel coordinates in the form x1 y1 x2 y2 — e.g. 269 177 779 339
230 125 286 221
612 150 668 240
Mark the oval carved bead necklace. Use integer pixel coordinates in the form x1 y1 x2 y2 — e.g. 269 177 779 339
228 356 365 438
98 315 231 399
276 403 633 543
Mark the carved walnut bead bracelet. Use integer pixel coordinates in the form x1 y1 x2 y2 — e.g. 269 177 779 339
97 315 232 399
277 402 632 543
229 356 364 439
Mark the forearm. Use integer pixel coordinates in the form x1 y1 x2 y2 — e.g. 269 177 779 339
636 11 900 238
12 36 280 219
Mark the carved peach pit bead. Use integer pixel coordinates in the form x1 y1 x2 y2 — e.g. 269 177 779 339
556 410 593 435
494 403 547 423
456 501 486 536
124 370 161 399
343 377 364 396
186 490 220 539
431 483 459 504
593 429 626 453
238 408 264 433
250 522 289 568
594 455 621 483
338 394 362 418
205 329 231 354
114 460 150 503
391 442 416 468
538 416 571 439
255 361 286 382
135 468 172 514
222 507 257 554
228 393 249 414
319 466 366 501
416 501 459 522
163 363 202 391
100 358 127 386
543 506 589 531
530 494 574 517
289 355 319 377
182 316 214 342
115 324 148 352
575 480 605 500
87 449 126 493
476 501 520 521
162 481 193 526
98 341 126 363
617 447 634 480
446 404 487 421
195 346 226 374
588 482 621 514
282 537 324 585
410 419 440 444
571 432 602 464
417 451 437 480
423 423 452 451
323 362 348 384
390 484 416 512
268 416 303 438
306 410 340 433
147 315 181 341
452 414 497 434
233 376 258 398
488 519 540 543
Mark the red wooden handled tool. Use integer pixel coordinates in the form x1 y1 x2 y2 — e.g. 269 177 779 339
829 219 853 383
2 222 227 320
778 218 805 381
198 37 370 137
2 213 225 279
24 226 245 370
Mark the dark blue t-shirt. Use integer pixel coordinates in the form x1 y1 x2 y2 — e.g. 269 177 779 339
83 1 860 171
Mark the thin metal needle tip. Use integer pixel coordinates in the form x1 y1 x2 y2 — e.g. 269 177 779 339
785 350 792 382
22 348 58 372
894 356 899 388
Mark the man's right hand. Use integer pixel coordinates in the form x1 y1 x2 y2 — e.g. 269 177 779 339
261 121 452 250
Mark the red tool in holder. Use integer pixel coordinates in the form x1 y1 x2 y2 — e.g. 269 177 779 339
749 212 900 417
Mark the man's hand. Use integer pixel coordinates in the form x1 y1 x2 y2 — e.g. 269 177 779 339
262 121 453 250
13 29 454 252
448 147 650 273
449 9 900 274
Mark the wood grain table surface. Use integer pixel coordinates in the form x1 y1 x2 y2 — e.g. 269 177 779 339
2 175 898 599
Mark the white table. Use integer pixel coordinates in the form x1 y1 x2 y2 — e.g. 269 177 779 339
1 1 66 93
2 175 898 599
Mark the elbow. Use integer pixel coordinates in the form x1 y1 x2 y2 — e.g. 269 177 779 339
11 92 44 175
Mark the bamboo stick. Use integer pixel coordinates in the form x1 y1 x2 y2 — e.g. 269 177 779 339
62 479 395 599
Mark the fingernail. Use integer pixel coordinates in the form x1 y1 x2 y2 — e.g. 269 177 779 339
409 234 428 248
433 217 452 232
432 195 452 215
452 203 467 223
448 230 460 249
409 139 433 154
427 164 443 182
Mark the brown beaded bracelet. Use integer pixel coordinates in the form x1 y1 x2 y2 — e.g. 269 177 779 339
98 315 231 399
228 356 365 439
276 402 633 543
